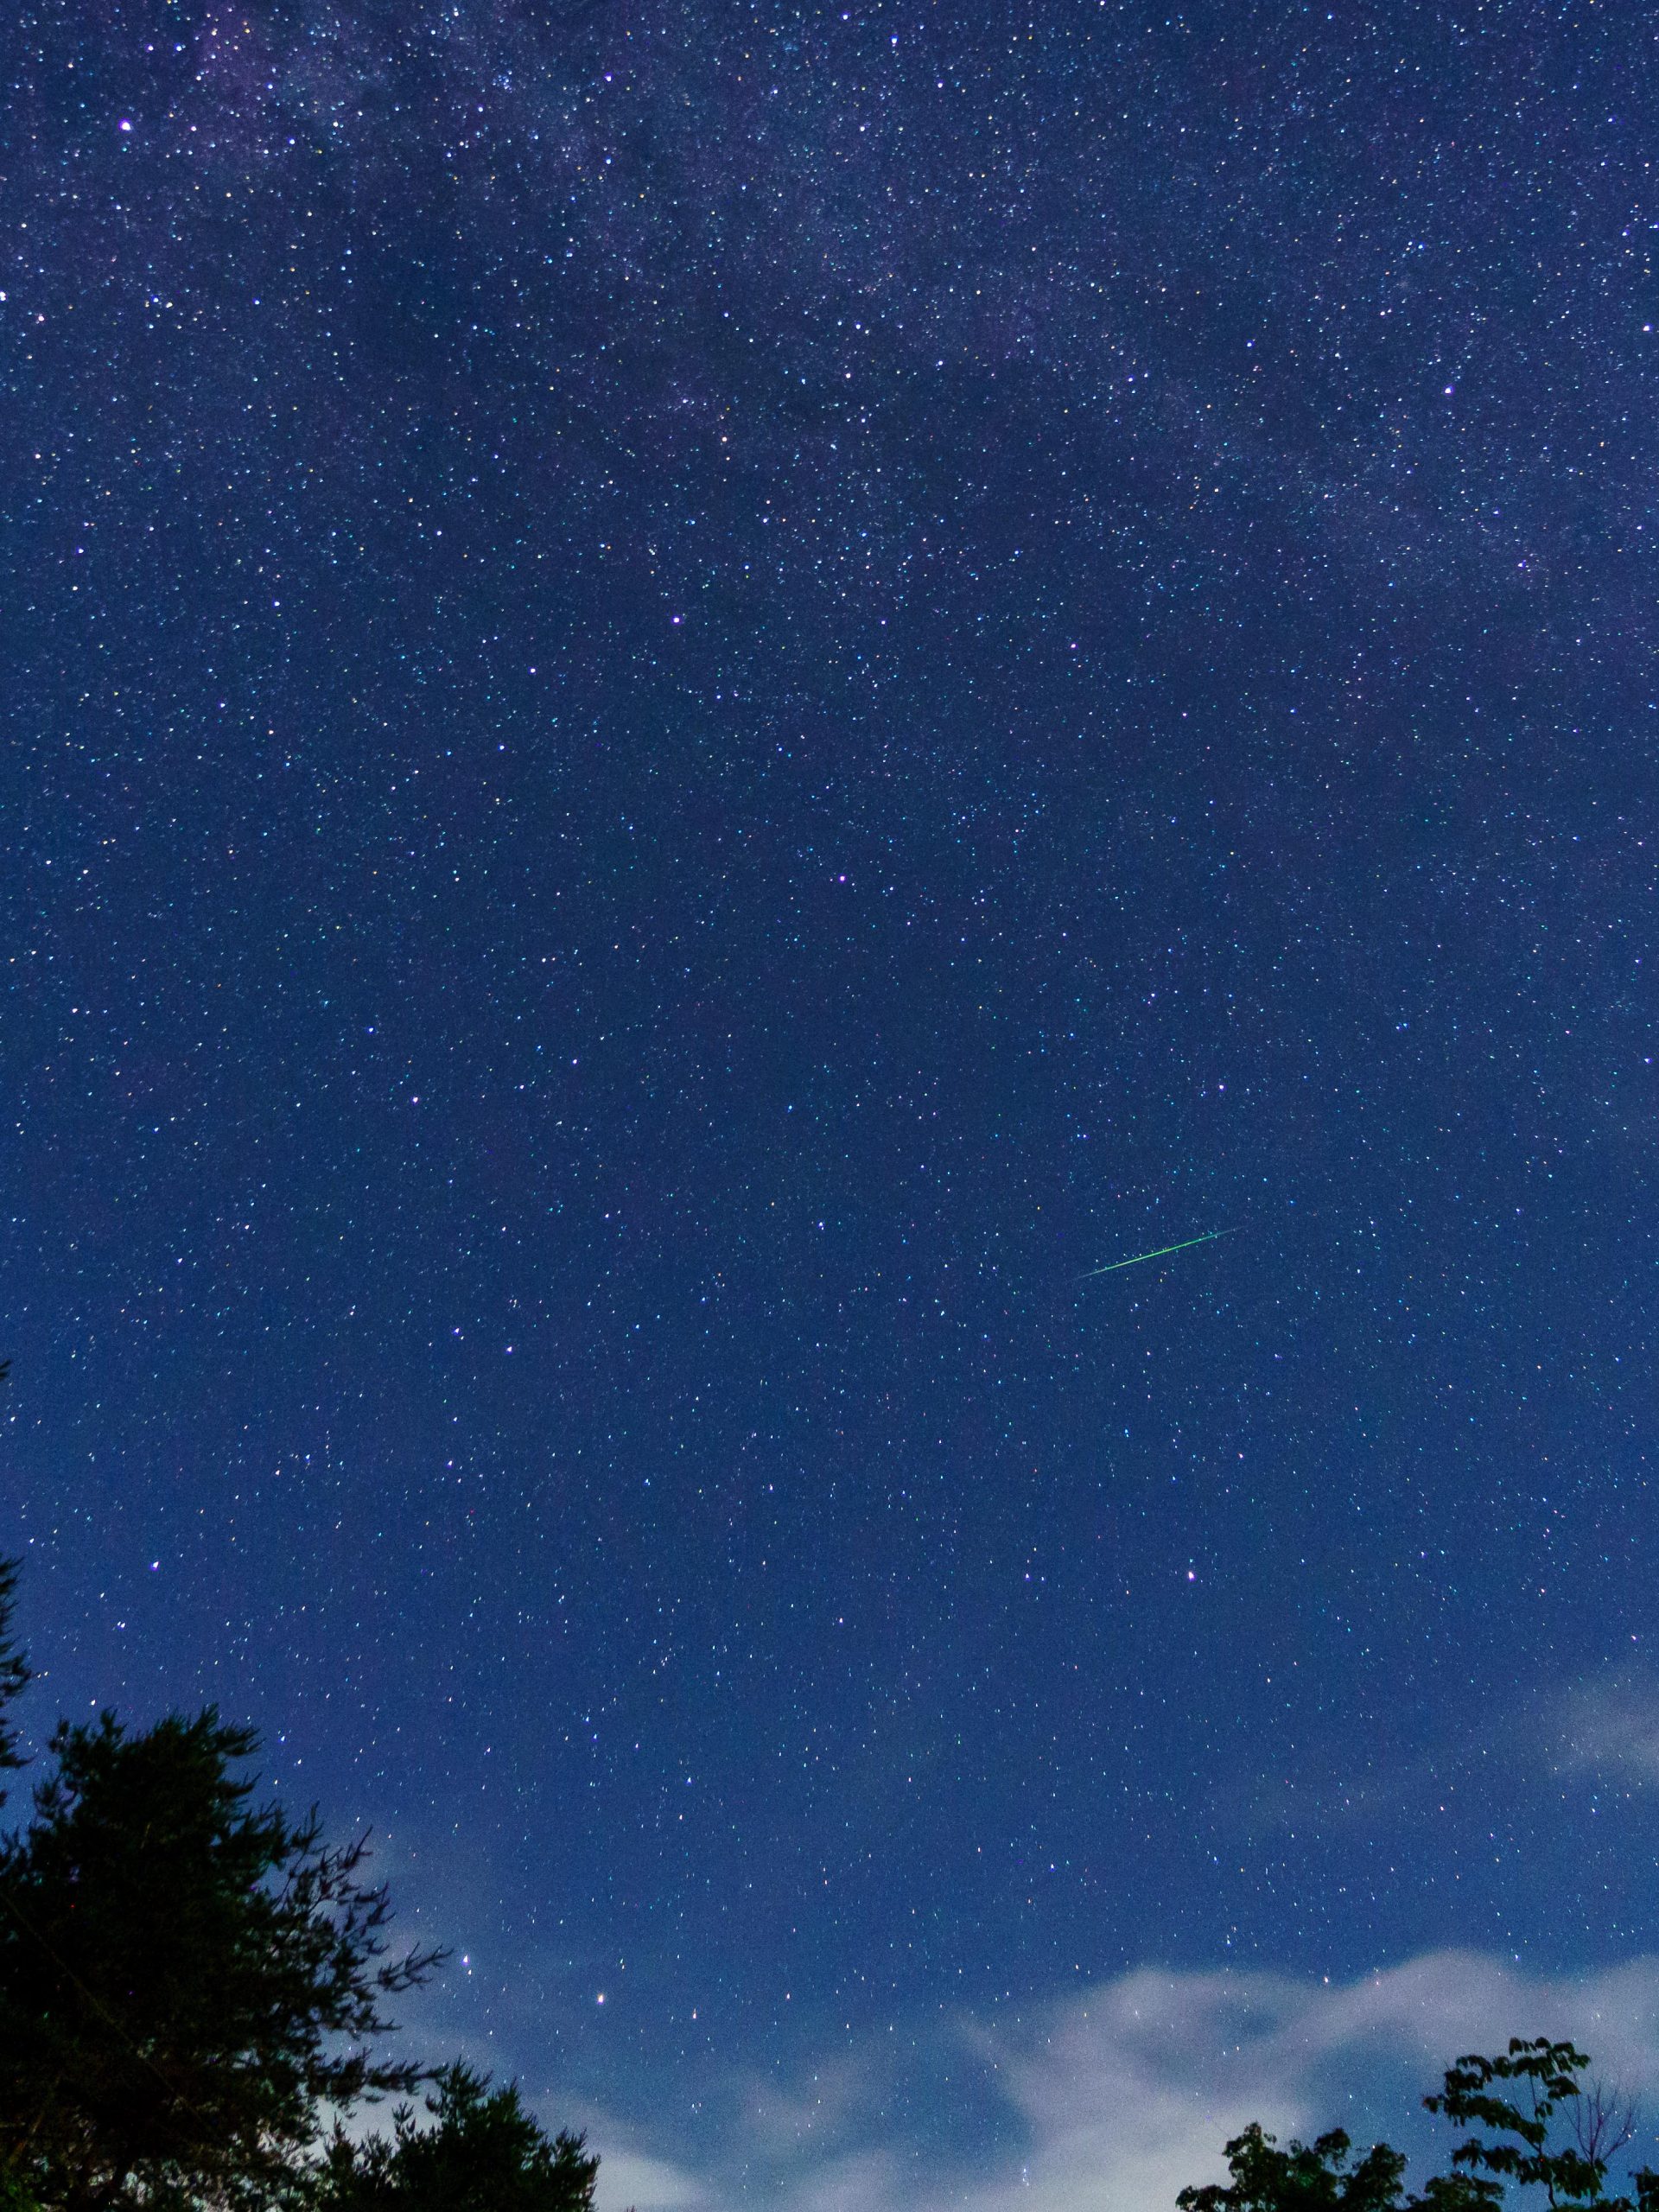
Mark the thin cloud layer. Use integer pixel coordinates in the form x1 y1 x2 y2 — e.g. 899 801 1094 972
1553 1676 1659 1788
587 1954 1659 2211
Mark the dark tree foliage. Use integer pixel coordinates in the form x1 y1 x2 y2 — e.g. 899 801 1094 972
0 1705 442 2212
318 2065 601 2212
1425 2040 1659 2212
1182 2044 1659 2212
1176 2120 1497 2212
0 1553 602 2212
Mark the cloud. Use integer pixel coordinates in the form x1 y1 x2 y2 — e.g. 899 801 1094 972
585 1955 1659 2211
592 2143 711 2212
1551 1675 1659 1786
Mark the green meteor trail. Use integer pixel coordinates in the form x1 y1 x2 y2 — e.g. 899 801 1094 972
1079 1228 1235 1279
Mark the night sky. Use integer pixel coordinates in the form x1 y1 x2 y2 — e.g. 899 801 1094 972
7 3 1659 2204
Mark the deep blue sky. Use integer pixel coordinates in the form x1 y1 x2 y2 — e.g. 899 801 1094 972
6 2 1658 2202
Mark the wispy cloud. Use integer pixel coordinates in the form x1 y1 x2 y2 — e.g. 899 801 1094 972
1550 1675 1659 1786
580 1955 1659 2210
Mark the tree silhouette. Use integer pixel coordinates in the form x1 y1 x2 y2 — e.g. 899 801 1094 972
1571 2082 1641 2173
1426 2039 1659 2212
0 1699 442 2211
318 2064 601 2212
0 1519 611 2212
1177 2120 1498 2212
1181 2042 1659 2212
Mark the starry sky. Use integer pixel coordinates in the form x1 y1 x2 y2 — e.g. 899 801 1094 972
6 2 1659 2203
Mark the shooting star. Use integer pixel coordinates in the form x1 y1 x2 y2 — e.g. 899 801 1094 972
1079 1228 1236 1279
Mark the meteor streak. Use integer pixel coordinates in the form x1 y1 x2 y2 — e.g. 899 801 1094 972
1080 1228 1234 1278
